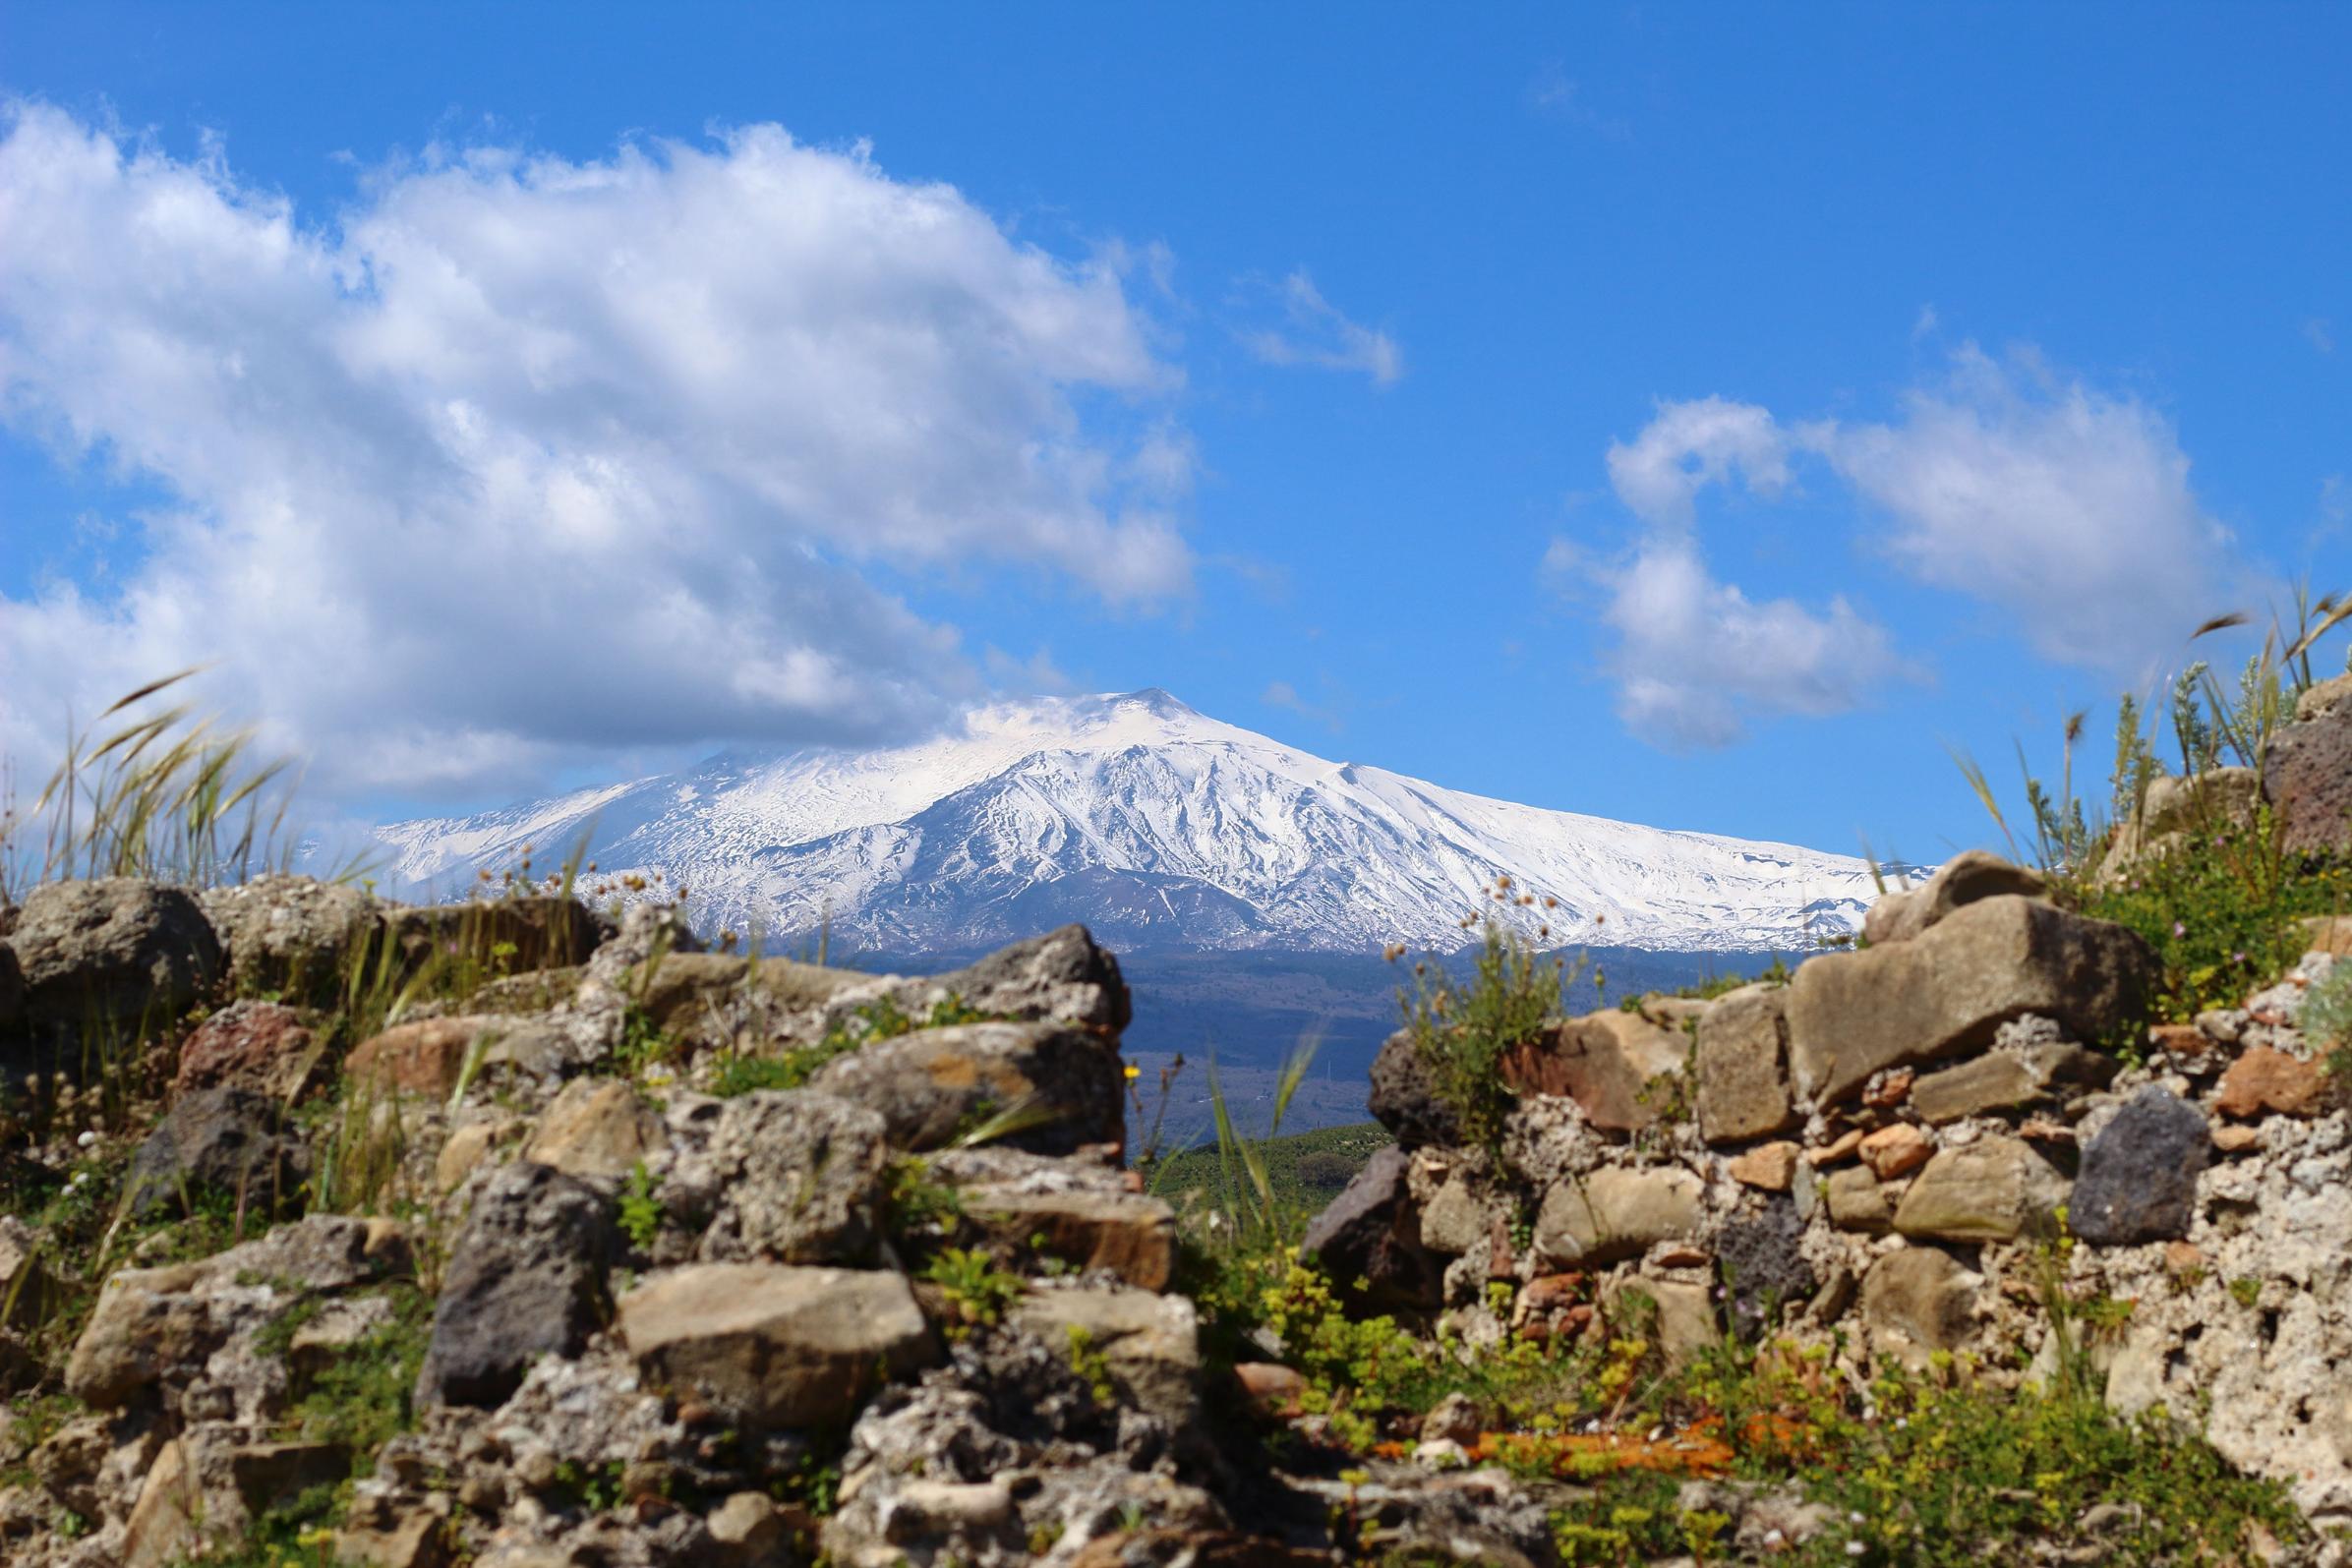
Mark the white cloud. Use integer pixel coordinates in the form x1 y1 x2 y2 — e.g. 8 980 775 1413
1604 396 1792 530
0 105 1191 800
2304 317 2335 355
1598 536 1903 748
1239 269 1402 387
1814 346 2244 675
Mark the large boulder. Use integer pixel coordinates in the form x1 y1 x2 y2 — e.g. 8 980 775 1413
2264 700 2352 855
1502 1010 1692 1135
1367 1029 1461 1150
960 1186 1177 1292
617 1263 935 1429
124 1086 308 1219
344 1015 503 1097
1532 1165 1705 1266
914 924 1133 1033
662 1089 888 1264
810 1020 1124 1155
1694 984 1797 1144
1862 850 2048 947
197 875 377 1003
1786 897 2156 1106
10 878 219 1029
2070 1086 2207 1246
1299 1146 1442 1313
415 1162 613 1408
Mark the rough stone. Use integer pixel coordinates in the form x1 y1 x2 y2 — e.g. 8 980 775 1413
1911 1041 2115 1125
1726 1140 1800 1191
1604 1273 1717 1368
125 1086 308 1218
1892 1135 2070 1243
1505 1009 1692 1134
618 1263 935 1428
662 1089 889 1265
810 1019 1124 1155
1713 1194 1816 1329
1367 1028 1460 1149
2216 1045 2327 1119
1858 1123 1934 1179
2266 698 2352 854
0 1216 59 1328
170 1000 325 1102
905 924 1133 1034
382 896 607 979
1694 983 1798 1144
1532 1165 1704 1266
0 941 24 1030
197 875 377 1004
1824 1167 1892 1233
1788 897 2156 1105
2105 768 2264 878
1862 1247 1981 1369
1005 1285 1201 1428
959 1186 1176 1290
2070 1086 2208 1245
1298 1146 1442 1313
520 1077 668 1183
1862 850 2049 947
346 1016 502 1097
10 878 220 1028
415 1161 613 1408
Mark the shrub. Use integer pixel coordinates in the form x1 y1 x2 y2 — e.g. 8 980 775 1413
1401 919 1568 1161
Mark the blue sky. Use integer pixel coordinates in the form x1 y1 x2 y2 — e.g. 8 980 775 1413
1 2 2345 866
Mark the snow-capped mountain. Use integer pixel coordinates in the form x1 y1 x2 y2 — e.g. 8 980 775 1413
374 689 1883 956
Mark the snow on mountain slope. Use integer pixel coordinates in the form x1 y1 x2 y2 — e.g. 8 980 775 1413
373 688 1883 954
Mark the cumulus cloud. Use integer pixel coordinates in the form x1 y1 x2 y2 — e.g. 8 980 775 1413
1604 395 1792 530
1595 536 1903 748
1813 346 2245 675
1238 269 1402 387
0 104 1190 799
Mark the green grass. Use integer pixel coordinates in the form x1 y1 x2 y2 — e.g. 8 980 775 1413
1149 1121 1391 1234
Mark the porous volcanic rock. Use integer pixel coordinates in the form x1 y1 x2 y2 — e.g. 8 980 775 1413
2069 1086 2208 1246
415 1162 614 1408
10 878 219 1029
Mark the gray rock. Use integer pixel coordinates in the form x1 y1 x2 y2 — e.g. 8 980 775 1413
2267 698 2352 855
1713 1194 1815 1331
197 876 377 1004
1005 1285 1202 1428
915 924 1132 1033
1910 1039 2114 1124
1532 1165 1704 1266
1694 984 1797 1144
0 941 22 1029
1787 897 2155 1106
2105 768 2263 879
1862 1246 1981 1370
11 878 219 1028
1367 1028 1461 1150
810 1019 1123 1155
1299 1146 1442 1313
663 1089 888 1264
416 1162 613 1408
1825 1167 1893 1233
125 1086 308 1219
2070 1086 2208 1246
1892 1135 2071 1243
1862 850 2049 947
617 1262 934 1429
382 895 609 981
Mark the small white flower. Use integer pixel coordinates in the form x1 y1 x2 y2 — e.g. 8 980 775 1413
1762 1529 1785 1547
1850 1511 1865 1524
77 1130 99 1149
1846 1543 1867 1557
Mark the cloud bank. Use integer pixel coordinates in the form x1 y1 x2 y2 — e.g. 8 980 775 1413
0 105 1189 798
1572 347 2247 747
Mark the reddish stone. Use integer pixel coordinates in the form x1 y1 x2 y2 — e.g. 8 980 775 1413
1858 1124 1933 1180
1488 1212 1517 1280
2215 1046 2326 1120
1234 1363 1306 1416
173 1001 321 1102
1807 1128 1865 1166
1501 1012 1690 1134
1726 1141 1800 1191
346 1016 497 1095
1862 1069 1915 1109
2147 1022 2207 1058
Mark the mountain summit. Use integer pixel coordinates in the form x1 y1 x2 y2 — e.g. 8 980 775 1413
375 690 1880 955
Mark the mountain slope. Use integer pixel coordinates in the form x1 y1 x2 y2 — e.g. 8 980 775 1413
374 689 1884 955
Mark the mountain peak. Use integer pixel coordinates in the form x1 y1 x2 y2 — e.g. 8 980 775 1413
375 693 1880 956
